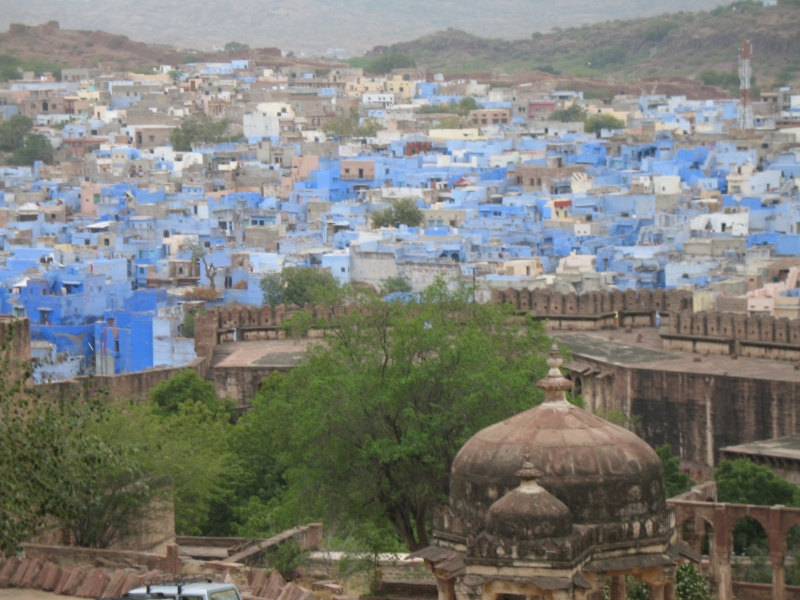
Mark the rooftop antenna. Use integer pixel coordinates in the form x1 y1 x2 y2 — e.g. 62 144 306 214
737 40 754 130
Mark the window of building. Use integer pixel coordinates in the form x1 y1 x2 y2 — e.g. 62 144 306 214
104 239 110 246
114 340 120 353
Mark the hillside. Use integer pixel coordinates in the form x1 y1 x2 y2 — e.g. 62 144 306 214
362 2 800 89
0 22 335 79
2 0 723 57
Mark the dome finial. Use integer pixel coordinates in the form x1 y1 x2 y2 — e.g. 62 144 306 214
536 341 574 401
515 451 543 482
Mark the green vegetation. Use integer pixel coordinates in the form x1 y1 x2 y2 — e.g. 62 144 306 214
643 19 680 42
363 3 799 86
0 116 53 165
715 459 800 560
587 46 626 69
380 275 413 295
548 105 587 122
370 197 423 228
655 445 692 498
347 53 415 74
321 109 382 138
416 96 478 117
260 266 339 307
0 115 33 152
244 278 552 550
7 134 53 166
224 41 250 51
585 114 626 134
0 54 62 81
170 115 243 150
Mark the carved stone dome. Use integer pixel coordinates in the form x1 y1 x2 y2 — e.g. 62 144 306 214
447 345 667 540
485 455 573 540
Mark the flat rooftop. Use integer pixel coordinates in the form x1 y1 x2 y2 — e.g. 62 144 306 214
721 434 800 461
553 326 800 383
211 339 311 369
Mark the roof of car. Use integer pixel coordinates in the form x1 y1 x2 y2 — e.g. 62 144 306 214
127 583 238 595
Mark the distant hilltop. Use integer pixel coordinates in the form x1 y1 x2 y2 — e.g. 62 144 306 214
1 0 725 56
358 2 800 89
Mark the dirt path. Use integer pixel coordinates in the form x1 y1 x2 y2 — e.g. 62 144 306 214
0 590 62 600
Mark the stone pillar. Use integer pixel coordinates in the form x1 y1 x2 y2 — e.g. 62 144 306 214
769 505 788 600
772 560 786 600
610 575 626 600
647 583 665 600
435 577 455 600
664 581 676 600
165 543 180 573
715 505 733 600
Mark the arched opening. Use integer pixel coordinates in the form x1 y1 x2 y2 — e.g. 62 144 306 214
785 524 800 585
42 101 49 112
731 516 772 584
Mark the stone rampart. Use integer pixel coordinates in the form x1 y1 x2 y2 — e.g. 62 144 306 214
665 311 800 360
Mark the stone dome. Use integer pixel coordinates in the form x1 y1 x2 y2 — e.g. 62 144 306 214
485 455 573 540
448 345 667 538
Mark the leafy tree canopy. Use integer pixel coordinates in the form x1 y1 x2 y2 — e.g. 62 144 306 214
322 109 382 138
380 275 413 295
0 115 33 152
149 368 227 415
655 444 692 498
715 458 800 506
585 114 626 135
224 41 250 51
170 114 242 151
260 266 339 307
247 278 553 550
548 105 587 122
371 198 423 229
8 133 53 165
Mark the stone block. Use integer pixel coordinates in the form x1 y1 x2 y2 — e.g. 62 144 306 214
249 568 268 589
75 569 111 598
318 582 344 594
20 558 43 587
33 562 63 591
0 557 21 588
276 582 308 600
10 558 31 587
55 565 86 596
258 570 286 600
119 572 144 596
102 570 130 598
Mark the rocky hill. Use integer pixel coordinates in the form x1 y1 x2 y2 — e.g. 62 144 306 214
362 2 800 89
2 0 724 57
0 22 331 79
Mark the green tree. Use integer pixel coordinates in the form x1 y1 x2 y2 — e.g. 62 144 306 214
380 275 413 295
548 105 586 122
93 399 239 536
0 323 134 552
8 133 53 165
430 116 463 129
655 445 692 498
0 115 33 152
260 266 339 307
224 41 250 51
643 19 680 42
716 459 800 553
370 198 423 228
675 563 713 600
249 278 553 550
456 96 479 116
585 114 625 135
322 109 383 138
149 369 224 415
170 114 242 151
